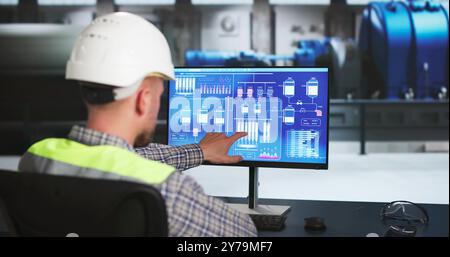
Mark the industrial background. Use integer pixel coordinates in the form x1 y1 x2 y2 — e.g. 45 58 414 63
0 0 448 204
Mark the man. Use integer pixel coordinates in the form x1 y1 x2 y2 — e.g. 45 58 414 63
18 12 257 237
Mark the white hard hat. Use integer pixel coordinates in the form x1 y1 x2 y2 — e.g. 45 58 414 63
66 12 175 99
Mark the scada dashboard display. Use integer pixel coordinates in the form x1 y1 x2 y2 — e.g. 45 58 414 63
167 67 329 168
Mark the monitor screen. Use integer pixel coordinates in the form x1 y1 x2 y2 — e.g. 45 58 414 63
167 67 329 169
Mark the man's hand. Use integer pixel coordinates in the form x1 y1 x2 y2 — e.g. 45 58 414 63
199 132 247 164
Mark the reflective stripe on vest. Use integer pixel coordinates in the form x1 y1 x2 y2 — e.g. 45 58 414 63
22 138 175 185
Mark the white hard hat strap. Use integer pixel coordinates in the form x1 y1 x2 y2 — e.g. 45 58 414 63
113 79 143 100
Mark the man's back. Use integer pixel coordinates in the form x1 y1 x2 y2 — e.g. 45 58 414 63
18 126 257 237
26 12 257 237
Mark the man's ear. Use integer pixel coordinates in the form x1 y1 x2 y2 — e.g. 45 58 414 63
135 85 150 117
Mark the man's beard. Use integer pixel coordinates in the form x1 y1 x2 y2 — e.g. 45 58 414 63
134 126 155 148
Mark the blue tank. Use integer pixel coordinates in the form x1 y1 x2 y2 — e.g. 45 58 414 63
185 50 272 67
294 39 331 66
359 0 448 99
185 50 234 66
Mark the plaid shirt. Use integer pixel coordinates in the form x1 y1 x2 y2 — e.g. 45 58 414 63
68 125 257 237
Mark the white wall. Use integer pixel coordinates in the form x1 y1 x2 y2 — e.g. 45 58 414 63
199 6 252 51
184 153 449 204
274 5 327 55
2 150 448 204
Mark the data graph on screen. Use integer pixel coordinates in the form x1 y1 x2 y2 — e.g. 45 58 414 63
167 67 328 166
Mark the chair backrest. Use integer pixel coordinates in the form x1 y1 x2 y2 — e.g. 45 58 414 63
0 169 168 237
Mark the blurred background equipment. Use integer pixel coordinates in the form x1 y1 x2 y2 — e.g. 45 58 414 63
0 24 85 154
185 50 273 67
359 0 449 99
0 0 448 159
185 37 362 99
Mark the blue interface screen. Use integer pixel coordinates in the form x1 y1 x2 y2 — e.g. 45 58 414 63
167 67 328 165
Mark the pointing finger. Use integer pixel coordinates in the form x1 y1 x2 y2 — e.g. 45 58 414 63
227 132 248 143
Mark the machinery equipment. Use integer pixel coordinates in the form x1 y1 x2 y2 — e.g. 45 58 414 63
294 39 331 67
185 38 361 99
185 50 273 67
359 0 449 99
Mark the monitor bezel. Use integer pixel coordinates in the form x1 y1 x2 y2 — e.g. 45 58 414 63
165 66 330 170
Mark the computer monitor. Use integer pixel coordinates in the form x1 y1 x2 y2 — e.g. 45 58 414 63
166 67 329 170
166 67 329 225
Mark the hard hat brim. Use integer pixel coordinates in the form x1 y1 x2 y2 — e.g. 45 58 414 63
66 61 175 87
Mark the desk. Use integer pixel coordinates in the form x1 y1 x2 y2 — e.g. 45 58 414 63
222 197 449 237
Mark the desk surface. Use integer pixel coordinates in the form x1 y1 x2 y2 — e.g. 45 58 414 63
222 197 449 237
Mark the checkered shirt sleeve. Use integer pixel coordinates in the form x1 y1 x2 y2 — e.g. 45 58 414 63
162 172 258 237
135 143 204 171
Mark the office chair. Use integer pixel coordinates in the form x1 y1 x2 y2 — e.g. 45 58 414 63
0 169 168 237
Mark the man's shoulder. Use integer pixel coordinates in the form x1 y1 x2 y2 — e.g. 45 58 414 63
159 170 205 197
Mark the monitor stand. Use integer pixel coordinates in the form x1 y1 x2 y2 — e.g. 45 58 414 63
227 166 291 218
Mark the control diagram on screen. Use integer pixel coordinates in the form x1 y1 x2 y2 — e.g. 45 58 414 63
168 69 328 164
